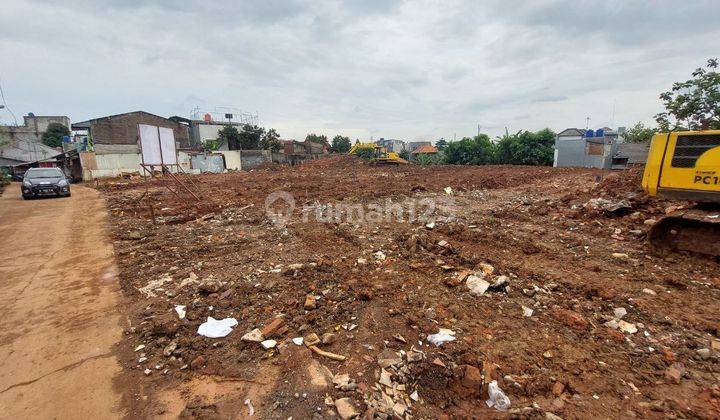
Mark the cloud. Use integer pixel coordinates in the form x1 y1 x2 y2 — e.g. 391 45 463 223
0 0 718 140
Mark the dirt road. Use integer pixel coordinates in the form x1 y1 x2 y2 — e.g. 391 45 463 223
0 184 125 419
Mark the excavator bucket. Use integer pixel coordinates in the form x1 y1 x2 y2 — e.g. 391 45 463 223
648 209 720 257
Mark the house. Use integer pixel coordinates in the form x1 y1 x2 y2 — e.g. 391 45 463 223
0 114 70 143
554 127 625 169
71 111 192 179
169 114 241 147
0 138 61 167
407 141 432 153
411 144 439 155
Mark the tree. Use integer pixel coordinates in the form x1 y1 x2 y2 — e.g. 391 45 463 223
238 124 265 149
41 122 70 148
494 129 555 165
398 149 410 160
655 58 720 130
623 122 655 143
261 128 282 152
331 135 351 153
435 138 448 150
218 125 242 150
443 134 495 165
306 133 329 146
201 138 221 152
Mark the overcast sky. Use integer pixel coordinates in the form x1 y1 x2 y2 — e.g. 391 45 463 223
0 0 718 141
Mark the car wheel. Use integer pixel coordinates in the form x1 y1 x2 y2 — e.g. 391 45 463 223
22 195 30 200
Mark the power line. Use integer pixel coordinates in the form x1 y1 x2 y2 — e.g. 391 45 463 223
0 74 19 126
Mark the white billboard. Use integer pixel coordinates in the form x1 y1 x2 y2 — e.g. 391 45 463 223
139 124 177 165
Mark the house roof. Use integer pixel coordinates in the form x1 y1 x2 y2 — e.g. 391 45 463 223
412 144 439 154
72 111 172 129
0 139 61 164
557 128 585 137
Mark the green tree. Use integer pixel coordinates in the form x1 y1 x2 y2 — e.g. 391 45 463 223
398 149 410 160
655 58 720 130
495 129 555 165
261 128 282 152
202 138 221 152
218 125 241 150
41 122 70 148
305 133 329 146
443 134 495 165
330 135 351 153
623 122 655 143
238 124 265 149
435 138 448 150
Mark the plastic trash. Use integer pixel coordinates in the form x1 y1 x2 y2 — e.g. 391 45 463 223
427 328 456 346
486 380 511 411
197 317 238 338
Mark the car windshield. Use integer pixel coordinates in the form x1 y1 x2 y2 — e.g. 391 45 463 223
26 169 62 179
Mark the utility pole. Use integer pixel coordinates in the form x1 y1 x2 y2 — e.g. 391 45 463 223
585 117 591 130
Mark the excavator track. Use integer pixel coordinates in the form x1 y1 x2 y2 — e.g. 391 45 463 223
648 209 720 257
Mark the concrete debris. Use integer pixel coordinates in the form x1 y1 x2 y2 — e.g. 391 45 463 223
174 305 186 319
292 337 304 346
261 339 277 349
466 275 490 296
618 320 638 334
613 307 627 319
522 306 534 317
334 398 358 420
241 328 264 342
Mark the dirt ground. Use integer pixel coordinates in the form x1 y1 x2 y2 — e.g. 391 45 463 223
0 184 126 419
100 156 720 419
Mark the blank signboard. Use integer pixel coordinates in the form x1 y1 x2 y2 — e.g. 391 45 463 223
159 127 177 165
139 124 177 165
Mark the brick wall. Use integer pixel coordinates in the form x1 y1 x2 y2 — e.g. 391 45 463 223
90 112 190 148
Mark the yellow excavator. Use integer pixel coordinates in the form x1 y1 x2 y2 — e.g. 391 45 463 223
642 130 720 256
347 142 409 165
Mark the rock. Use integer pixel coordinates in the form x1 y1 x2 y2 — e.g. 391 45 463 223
618 320 637 334
665 363 685 384
410 390 419 401
379 368 393 387
466 275 490 296
241 328 264 342
261 317 284 338
644 218 656 225
198 276 223 293
712 338 720 351
522 306 534 317
287 263 304 270
333 373 351 388
163 341 177 357
696 348 711 360
605 319 619 330
134 344 146 352
261 339 277 349
144 368 152 375
377 349 402 368
190 355 205 370
545 412 564 420
406 351 423 363
612 253 629 259
392 402 407 417
374 251 386 261
425 221 435 229
334 398 358 419
642 288 657 295
488 275 509 292
437 240 449 248
614 307 627 319
304 332 320 346
553 308 589 330
459 364 482 389
304 295 317 310
552 381 565 396
321 333 337 345
292 337 304 346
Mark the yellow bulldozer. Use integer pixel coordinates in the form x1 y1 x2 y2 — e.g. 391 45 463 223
642 129 720 256
347 142 409 165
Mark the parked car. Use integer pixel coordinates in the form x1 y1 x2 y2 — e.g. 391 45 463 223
21 167 71 199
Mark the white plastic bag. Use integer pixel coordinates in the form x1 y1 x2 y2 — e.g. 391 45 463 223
486 380 511 411
197 317 238 338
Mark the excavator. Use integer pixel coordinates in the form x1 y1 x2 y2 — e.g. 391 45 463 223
642 130 720 256
347 142 409 165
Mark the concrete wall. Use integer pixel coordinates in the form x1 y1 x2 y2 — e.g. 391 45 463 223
240 150 271 170
190 154 225 173
217 150 241 170
554 136 586 167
